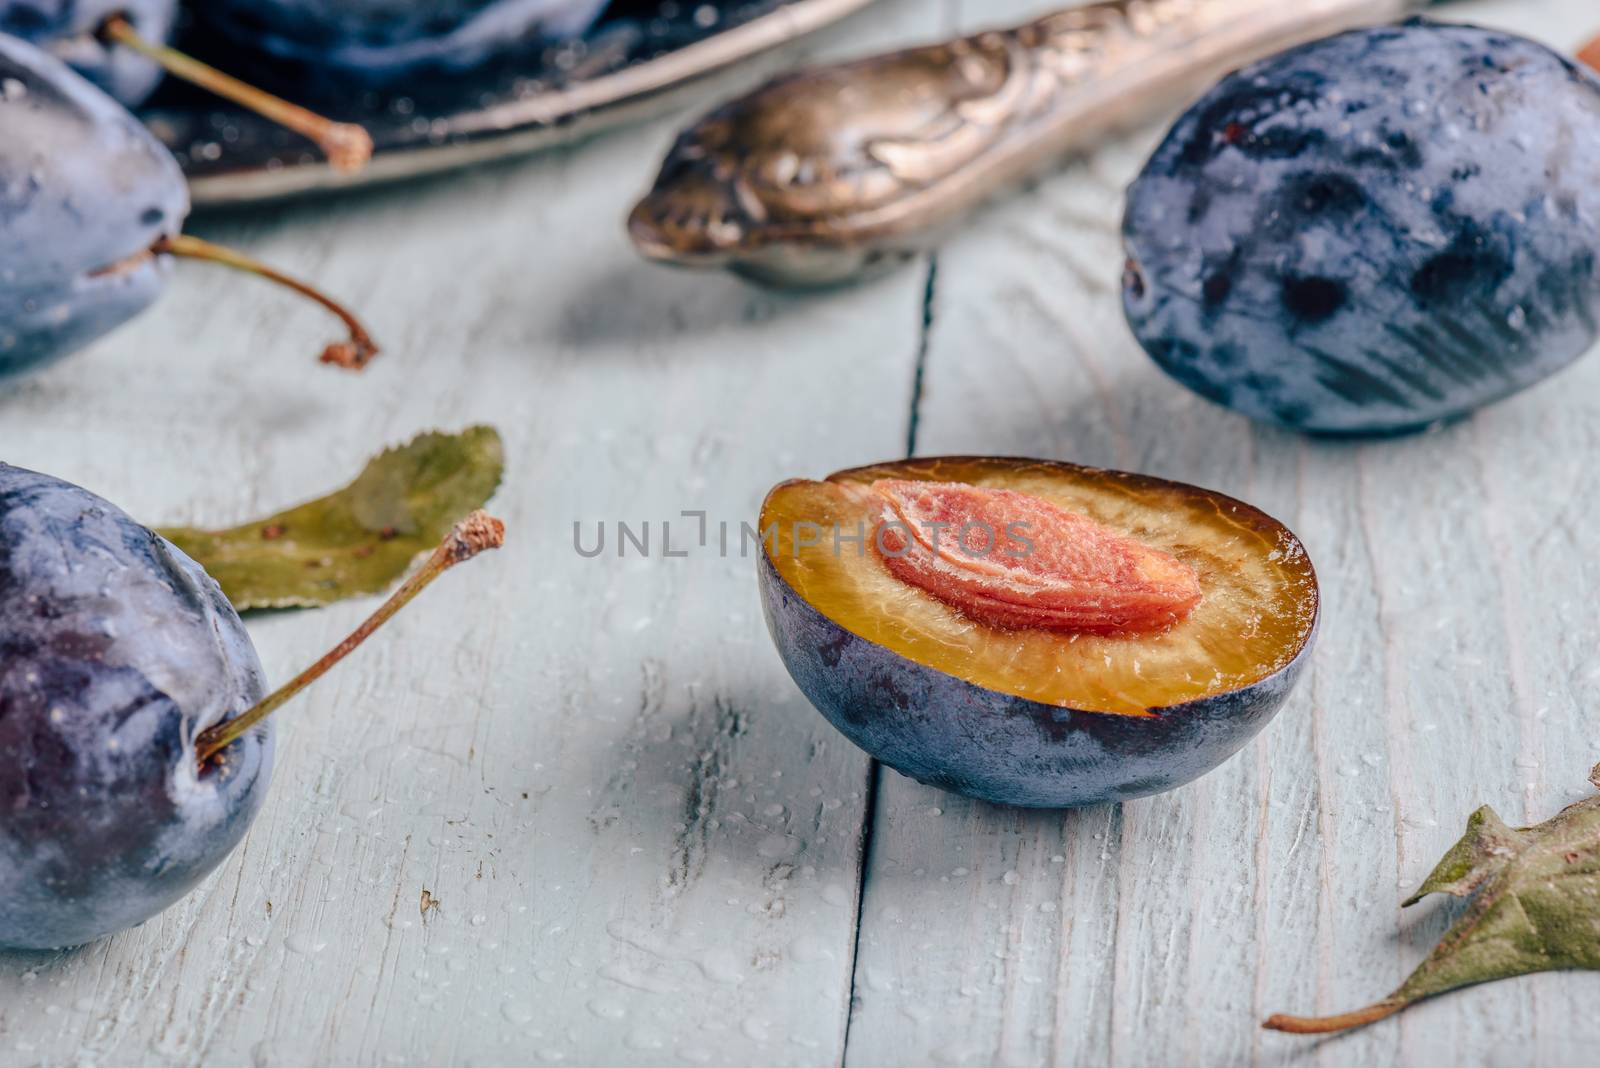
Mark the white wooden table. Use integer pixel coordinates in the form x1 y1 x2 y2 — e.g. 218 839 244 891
2 1 1598 1064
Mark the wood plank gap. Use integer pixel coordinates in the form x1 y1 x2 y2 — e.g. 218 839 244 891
842 249 939 1065
905 254 940 458
837 759 884 1066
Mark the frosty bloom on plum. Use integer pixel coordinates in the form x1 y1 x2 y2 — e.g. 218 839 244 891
1122 19 1600 434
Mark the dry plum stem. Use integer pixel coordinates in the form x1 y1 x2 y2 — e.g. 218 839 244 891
1262 1001 1404 1035
194 511 506 767
99 15 373 173
153 233 380 369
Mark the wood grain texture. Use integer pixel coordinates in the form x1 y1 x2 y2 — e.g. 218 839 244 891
841 2 1600 1067
2 0 1599 1065
0 3 935 1063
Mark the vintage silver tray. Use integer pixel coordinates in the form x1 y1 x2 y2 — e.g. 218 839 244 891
141 0 875 206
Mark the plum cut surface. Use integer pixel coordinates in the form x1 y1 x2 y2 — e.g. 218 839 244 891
761 458 1317 718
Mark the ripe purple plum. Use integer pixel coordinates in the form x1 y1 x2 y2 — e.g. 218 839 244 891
1123 20 1600 435
0 34 376 379
0 463 502 950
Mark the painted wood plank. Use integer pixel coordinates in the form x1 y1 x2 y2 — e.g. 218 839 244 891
0 3 938 1064
2 0 1599 1064
841 1 1600 1066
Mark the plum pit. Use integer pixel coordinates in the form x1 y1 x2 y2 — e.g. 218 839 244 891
868 479 1202 634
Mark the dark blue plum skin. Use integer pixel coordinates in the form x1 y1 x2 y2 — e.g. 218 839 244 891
1123 20 1600 436
0 0 175 105
0 34 187 381
198 0 611 89
0 465 273 951
759 552 1315 809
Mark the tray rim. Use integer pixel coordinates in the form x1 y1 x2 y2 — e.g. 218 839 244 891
179 0 878 207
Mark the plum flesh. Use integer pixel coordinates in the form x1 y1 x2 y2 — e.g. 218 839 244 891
759 458 1318 808
0 464 272 951
1123 20 1600 435
0 33 187 380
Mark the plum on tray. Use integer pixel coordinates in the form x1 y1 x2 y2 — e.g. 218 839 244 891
1123 20 1600 436
194 0 612 92
758 458 1319 809
0 0 175 105
0 34 377 379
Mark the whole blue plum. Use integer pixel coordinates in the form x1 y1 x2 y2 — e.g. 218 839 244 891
0 33 187 380
1122 20 1600 435
0 0 174 105
198 0 611 89
0 464 273 951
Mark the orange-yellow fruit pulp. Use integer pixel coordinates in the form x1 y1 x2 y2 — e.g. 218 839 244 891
761 458 1318 716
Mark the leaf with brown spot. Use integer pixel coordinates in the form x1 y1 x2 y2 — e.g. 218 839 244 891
1265 763 1600 1034
160 426 504 610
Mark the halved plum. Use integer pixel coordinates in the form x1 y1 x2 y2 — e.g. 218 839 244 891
758 457 1319 807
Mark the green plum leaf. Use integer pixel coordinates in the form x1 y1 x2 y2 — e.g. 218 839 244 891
1265 763 1600 1034
161 426 504 610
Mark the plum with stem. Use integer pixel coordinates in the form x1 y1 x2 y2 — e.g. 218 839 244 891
0 33 378 379
0 0 172 104
0 462 503 950
0 2 371 167
195 0 613 92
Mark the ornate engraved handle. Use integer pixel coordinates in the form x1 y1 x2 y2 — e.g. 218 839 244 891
629 0 1422 286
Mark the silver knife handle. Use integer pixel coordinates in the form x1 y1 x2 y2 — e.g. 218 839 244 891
629 0 1419 286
